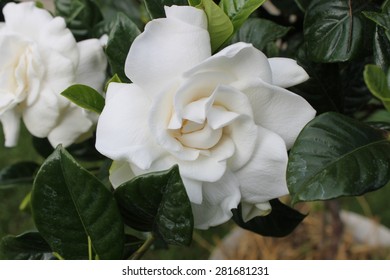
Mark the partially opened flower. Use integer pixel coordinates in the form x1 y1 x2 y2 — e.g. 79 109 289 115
0 2 107 147
96 5 316 229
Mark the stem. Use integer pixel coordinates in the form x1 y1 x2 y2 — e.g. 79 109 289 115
130 234 156 260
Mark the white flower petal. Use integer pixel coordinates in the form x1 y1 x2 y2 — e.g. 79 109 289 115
125 7 210 93
75 39 107 91
22 87 60 138
0 108 21 147
47 105 94 148
236 126 289 204
181 176 203 204
42 49 77 99
185 42 272 84
3 2 53 41
241 201 271 222
96 83 164 169
38 16 79 70
177 123 222 150
109 161 135 188
192 170 241 229
234 78 316 148
225 116 258 171
174 71 234 120
165 5 208 30
207 106 240 130
268 57 309 88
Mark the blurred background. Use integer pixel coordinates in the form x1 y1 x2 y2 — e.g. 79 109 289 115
2 0 390 260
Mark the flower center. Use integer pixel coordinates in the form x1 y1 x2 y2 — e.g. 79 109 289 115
176 119 223 150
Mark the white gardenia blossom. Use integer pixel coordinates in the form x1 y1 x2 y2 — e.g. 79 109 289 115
96 5 316 229
0 2 107 147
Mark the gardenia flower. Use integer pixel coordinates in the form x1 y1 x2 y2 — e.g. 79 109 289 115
0 2 107 147
96 6 316 229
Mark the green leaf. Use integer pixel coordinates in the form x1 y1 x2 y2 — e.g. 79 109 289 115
31 146 124 259
190 0 234 52
304 0 375 62
61 84 105 114
287 112 390 203
106 13 140 82
0 162 40 190
230 18 291 55
143 0 188 19
91 0 143 28
114 165 193 246
364 64 390 111
373 26 390 70
219 0 267 31
232 200 306 237
55 0 103 41
104 74 122 92
0 232 52 260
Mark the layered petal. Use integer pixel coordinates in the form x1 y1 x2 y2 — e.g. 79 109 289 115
125 6 210 94
3 2 53 41
96 83 164 169
241 201 271 222
268 57 309 88
236 126 289 204
192 170 241 229
22 87 60 138
47 105 94 147
75 39 107 91
184 43 272 84
233 78 316 148
0 108 21 147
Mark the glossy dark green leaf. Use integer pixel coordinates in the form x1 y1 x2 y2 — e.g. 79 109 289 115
219 0 267 30
190 0 234 52
0 232 52 260
0 162 40 190
105 13 140 82
55 0 103 41
92 0 143 27
304 0 375 62
373 26 390 70
61 84 105 114
287 112 390 203
231 18 291 54
232 200 306 237
114 165 193 246
31 146 124 259
364 64 390 111
290 48 344 114
143 0 188 19
66 136 105 162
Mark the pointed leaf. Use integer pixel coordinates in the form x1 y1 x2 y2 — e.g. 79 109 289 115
287 112 390 203
0 232 52 260
190 0 234 52
232 200 306 237
61 84 105 114
55 0 103 41
106 13 140 82
114 165 193 246
230 18 291 54
0 162 40 190
219 0 267 31
304 0 376 62
364 64 390 111
373 26 390 70
31 146 124 259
